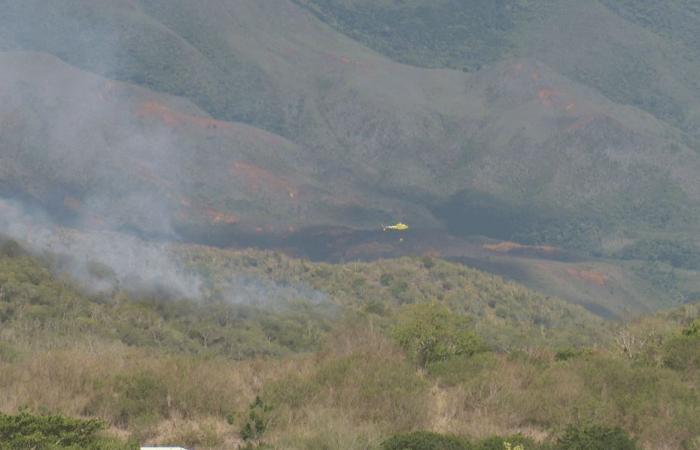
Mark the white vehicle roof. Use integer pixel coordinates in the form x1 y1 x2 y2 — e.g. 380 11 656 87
141 447 190 450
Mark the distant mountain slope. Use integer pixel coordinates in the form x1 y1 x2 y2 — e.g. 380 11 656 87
298 0 700 138
0 51 415 237
1 0 699 255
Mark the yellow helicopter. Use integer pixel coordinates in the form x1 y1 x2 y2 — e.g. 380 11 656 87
382 222 409 232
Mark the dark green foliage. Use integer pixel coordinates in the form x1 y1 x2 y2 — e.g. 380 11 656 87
477 435 540 450
437 190 607 255
421 256 436 270
0 239 25 258
683 319 700 337
662 330 700 372
557 425 637 450
555 348 583 362
297 0 523 71
393 303 486 367
113 372 169 427
380 273 394 287
239 396 272 442
617 239 700 270
381 431 470 450
0 412 133 449
381 432 548 450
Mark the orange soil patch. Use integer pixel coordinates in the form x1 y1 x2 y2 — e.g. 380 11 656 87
204 208 239 225
230 161 299 199
85 215 107 229
484 241 557 254
0 110 21 127
538 88 561 108
566 268 609 286
137 101 288 148
567 114 597 131
137 101 232 130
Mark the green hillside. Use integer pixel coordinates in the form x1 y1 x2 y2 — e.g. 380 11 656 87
1 0 700 256
0 239 698 449
0 237 611 354
298 0 700 137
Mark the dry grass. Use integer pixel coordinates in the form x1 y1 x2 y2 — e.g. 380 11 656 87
0 324 697 449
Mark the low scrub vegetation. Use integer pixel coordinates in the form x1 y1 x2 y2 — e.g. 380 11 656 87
0 240 698 448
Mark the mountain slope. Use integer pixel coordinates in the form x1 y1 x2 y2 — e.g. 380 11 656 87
299 0 700 138
1 0 700 255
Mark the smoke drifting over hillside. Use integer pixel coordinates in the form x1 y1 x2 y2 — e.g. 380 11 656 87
0 197 201 298
0 46 209 297
0 48 321 303
0 197 329 307
0 50 192 235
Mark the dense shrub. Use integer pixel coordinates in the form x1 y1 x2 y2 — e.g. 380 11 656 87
662 333 700 372
393 303 486 367
240 396 272 442
556 425 637 450
381 432 549 450
113 372 170 427
381 431 470 450
476 436 541 450
0 412 133 449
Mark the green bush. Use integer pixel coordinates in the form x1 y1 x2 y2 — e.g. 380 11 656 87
114 372 169 426
393 303 486 367
658 318 700 372
683 319 700 337
476 435 541 450
662 333 700 372
556 425 637 450
381 431 470 450
381 432 549 450
240 396 272 442
0 239 25 258
0 412 134 449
